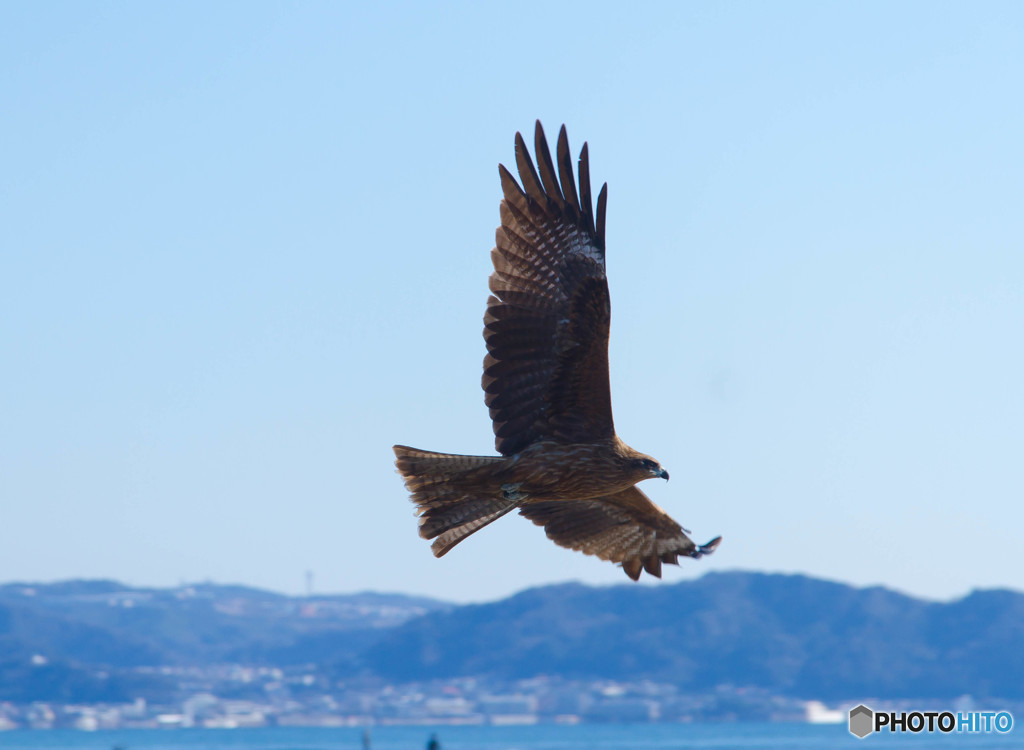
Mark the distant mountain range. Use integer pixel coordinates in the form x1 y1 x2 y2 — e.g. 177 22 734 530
0 579 447 703
2 572 1021 703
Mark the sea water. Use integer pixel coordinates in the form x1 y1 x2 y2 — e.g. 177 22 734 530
0 723 1018 750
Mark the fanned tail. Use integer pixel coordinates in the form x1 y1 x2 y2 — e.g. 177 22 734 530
392 445 517 556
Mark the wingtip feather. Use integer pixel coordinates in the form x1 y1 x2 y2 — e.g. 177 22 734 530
578 142 596 237
596 183 608 249
622 558 642 580
556 124 581 218
533 121 565 210
514 131 545 204
642 554 663 578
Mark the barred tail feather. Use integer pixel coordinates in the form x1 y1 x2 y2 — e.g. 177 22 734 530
428 500 519 557
393 445 504 487
392 445 515 557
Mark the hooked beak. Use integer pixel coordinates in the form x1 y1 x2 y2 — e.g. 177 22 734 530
655 467 669 481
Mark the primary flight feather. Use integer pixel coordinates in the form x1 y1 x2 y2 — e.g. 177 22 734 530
394 122 721 580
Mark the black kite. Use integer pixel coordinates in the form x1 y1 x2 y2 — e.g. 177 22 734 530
394 122 721 580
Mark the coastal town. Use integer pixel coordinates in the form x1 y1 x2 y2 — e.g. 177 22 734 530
0 668 845 731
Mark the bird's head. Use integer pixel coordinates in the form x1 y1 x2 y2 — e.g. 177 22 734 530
629 454 669 482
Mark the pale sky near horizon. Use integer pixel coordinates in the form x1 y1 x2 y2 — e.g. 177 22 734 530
2 2 1022 604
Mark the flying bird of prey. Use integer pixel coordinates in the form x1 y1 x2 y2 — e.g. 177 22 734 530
394 122 721 580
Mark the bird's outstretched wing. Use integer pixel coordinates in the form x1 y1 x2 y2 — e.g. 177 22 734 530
484 121 613 456
519 487 722 580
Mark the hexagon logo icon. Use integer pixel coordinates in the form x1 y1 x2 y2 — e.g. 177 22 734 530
849 704 874 739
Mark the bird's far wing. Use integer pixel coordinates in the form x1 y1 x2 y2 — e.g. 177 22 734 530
518 486 722 580
484 121 614 456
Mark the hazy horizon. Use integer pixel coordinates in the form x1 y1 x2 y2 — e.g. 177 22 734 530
3 2 1022 604
3 566 1021 607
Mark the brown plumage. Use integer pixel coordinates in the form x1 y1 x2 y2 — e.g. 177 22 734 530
393 122 721 580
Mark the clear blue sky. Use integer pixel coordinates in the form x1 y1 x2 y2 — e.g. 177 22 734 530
2 1 1022 603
